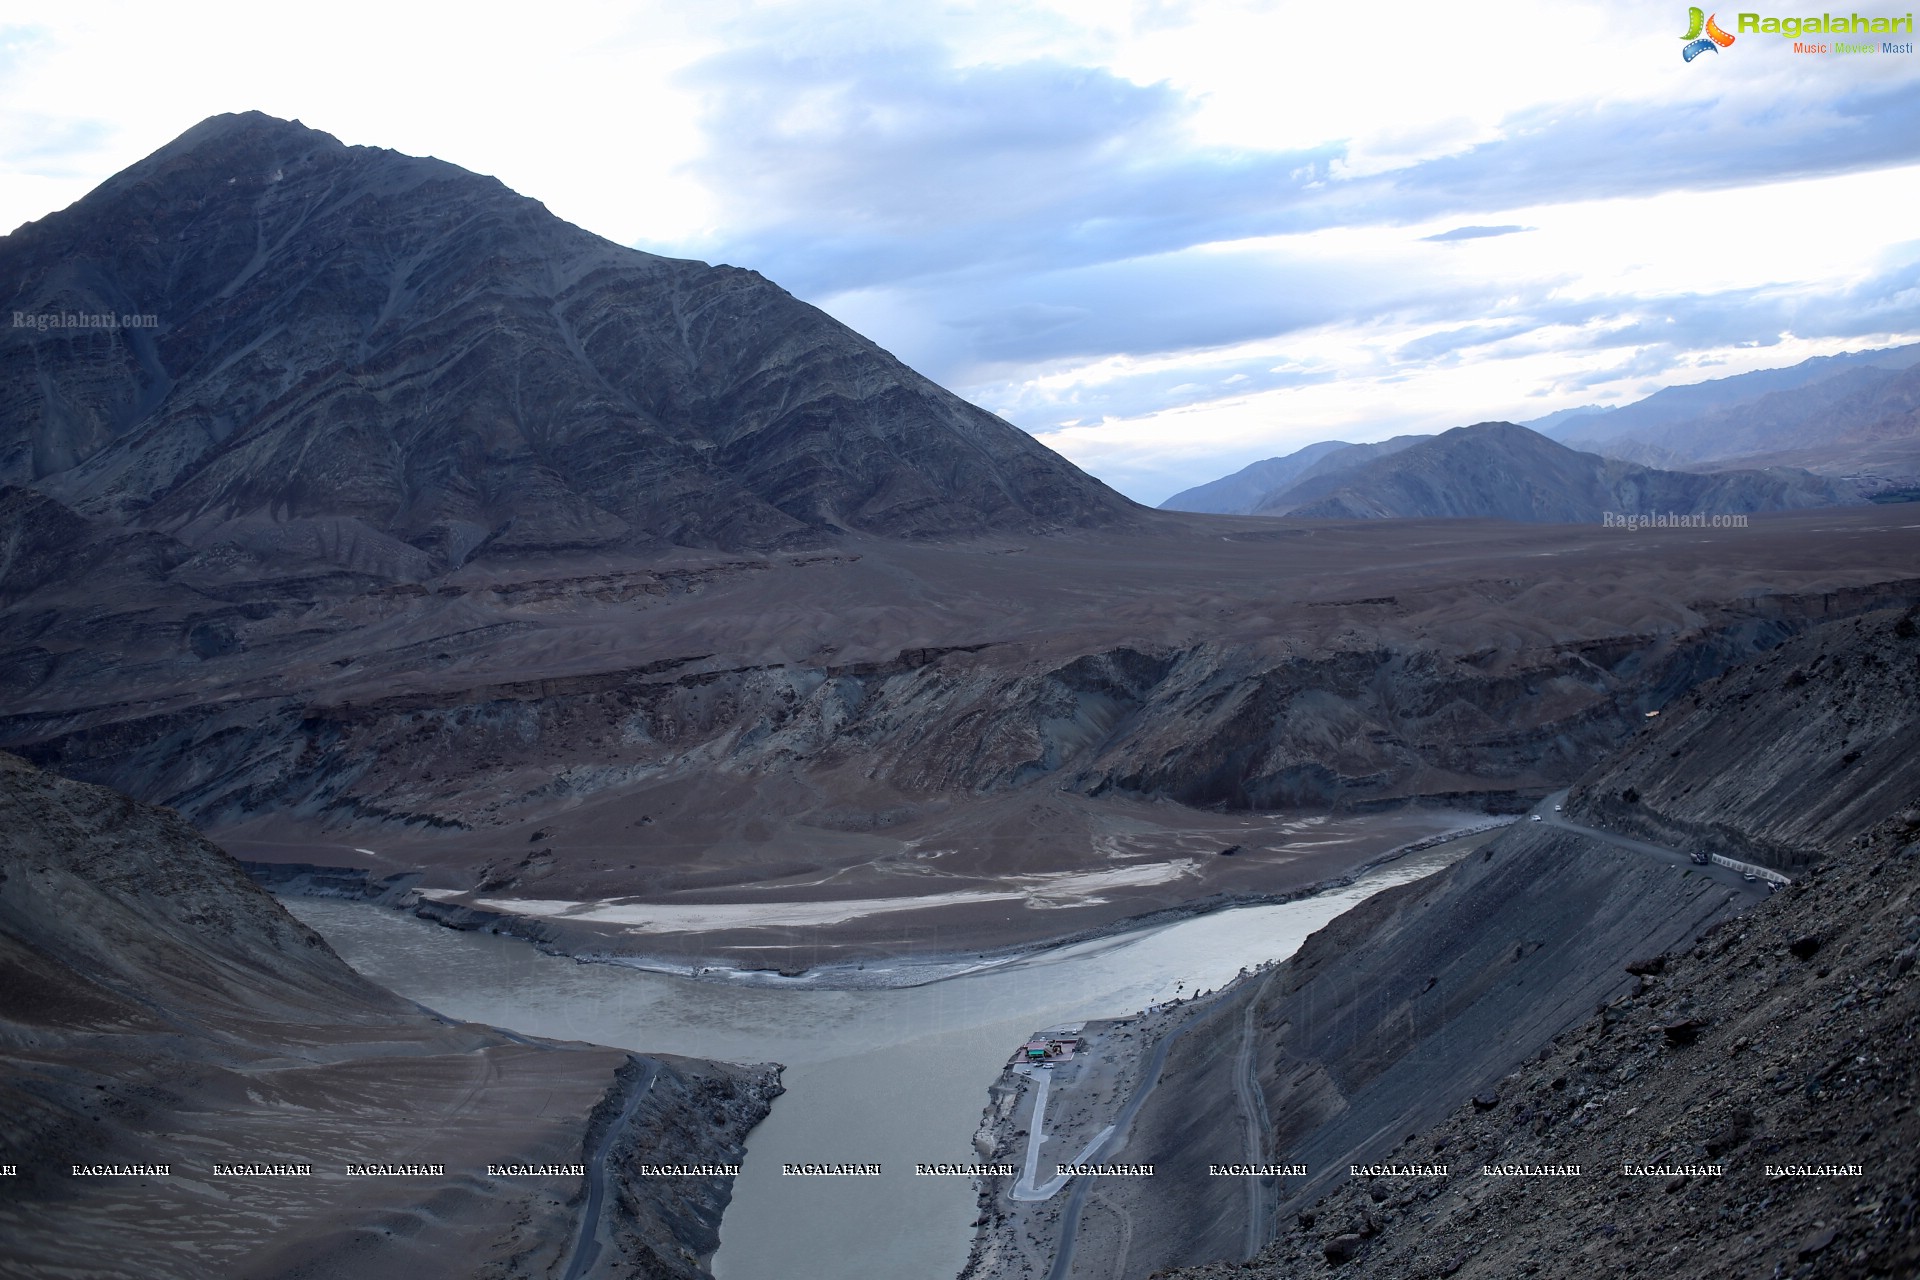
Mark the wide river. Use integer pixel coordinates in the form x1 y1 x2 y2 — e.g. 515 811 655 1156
286 843 1471 1280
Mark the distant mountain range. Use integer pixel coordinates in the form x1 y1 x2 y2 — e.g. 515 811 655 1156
1552 356 1920 482
1534 342 1920 455
1 112 1133 572
1160 436 1424 514
1163 422 1855 522
1164 340 1920 520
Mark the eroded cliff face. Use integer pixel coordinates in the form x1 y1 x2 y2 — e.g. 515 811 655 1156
1567 607 1920 871
584 1057 786 1279
6 494 1917 906
4 615 1805 829
0 754 776 1280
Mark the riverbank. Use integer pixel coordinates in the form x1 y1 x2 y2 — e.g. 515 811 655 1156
962 993 1246 1280
285 835 1488 1280
253 819 1514 991
0 751 779 1280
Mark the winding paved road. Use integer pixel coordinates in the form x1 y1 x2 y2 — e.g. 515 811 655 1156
1234 972 1277 1261
1044 992 1237 1280
558 1057 659 1280
1012 1068 1117 1202
1536 790 1774 899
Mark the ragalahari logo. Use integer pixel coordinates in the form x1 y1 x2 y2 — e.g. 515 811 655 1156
1682 7 1738 57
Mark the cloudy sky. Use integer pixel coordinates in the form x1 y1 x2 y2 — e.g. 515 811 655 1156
5 1 1919 503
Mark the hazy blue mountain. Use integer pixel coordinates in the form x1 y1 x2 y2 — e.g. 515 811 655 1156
1161 435 1428 514
1520 403 1615 435
1158 440 1354 513
1538 343 1920 446
1561 362 1920 480
1261 422 1858 522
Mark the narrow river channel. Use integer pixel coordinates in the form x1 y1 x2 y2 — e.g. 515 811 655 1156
285 841 1476 1280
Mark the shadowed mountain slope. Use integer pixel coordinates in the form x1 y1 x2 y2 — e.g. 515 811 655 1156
0 112 1133 567
0 752 778 1279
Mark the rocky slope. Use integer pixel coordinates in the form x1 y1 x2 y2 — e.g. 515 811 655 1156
1569 607 1920 873
0 752 778 1279
1258 423 1856 521
0 112 1132 561
1170 806 1919 1278
997 817 1767 1279
989 607 1919 1279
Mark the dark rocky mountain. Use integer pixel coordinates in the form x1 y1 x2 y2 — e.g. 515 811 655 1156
0 112 1133 568
0 752 778 1279
1257 421 1856 521
1160 436 1426 515
1027 607 1920 1280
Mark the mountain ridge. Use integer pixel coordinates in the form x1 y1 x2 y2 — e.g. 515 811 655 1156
1564 360 1920 480
1537 341 1920 446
